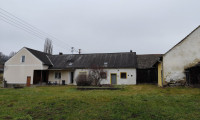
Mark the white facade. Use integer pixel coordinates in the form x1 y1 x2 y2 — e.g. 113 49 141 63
163 26 200 82
3 48 48 84
48 70 73 85
74 68 136 85
4 47 137 85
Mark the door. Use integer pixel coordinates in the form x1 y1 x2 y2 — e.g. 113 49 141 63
111 74 117 85
26 76 31 87
70 72 74 84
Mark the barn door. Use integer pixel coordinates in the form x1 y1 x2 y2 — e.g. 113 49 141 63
26 76 31 87
111 74 117 85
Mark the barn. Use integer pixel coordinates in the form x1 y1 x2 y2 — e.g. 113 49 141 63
157 25 200 86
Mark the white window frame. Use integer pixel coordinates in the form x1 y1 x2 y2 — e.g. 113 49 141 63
55 72 61 79
21 56 25 63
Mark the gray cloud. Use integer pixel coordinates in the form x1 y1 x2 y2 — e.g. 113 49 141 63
0 0 200 55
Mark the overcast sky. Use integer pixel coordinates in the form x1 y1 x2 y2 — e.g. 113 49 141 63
0 0 200 55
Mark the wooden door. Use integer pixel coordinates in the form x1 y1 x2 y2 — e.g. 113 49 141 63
111 74 117 85
26 76 31 87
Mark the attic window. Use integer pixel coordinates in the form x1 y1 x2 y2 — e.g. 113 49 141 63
69 62 73 66
21 56 25 63
104 62 108 67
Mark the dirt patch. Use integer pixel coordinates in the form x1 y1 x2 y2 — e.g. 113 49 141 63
77 87 122 90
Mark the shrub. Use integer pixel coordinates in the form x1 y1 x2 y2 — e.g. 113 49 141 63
75 74 92 86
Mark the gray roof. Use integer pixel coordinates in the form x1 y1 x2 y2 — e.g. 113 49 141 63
48 52 137 69
25 47 52 65
137 54 163 69
25 47 162 69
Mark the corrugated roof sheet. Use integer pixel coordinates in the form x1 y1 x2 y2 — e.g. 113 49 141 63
48 52 137 69
25 47 162 69
137 54 163 69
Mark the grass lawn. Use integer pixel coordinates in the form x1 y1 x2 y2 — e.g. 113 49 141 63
0 73 3 84
0 85 200 120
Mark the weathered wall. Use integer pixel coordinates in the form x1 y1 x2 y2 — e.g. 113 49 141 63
158 62 162 87
3 48 48 84
163 27 200 82
74 68 136 85
48 70 71 84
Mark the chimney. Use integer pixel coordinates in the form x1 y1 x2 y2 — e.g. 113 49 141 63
78 49 81 54
59 52 63 55
130 50 133 53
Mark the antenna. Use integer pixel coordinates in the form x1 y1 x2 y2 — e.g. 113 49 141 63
71 47 74 54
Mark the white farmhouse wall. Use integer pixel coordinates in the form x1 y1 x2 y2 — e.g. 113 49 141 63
3 48 48 84
48 70 71 84
74 68 136 85
163 27 200 82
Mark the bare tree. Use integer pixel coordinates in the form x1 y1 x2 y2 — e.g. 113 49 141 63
44 38 53 54
88 65 107 86
0 52 9 64
9 51 16 58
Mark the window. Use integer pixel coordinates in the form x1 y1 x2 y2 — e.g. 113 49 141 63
100 71 107 79
120 72 127 79
55 72 61 79
104 62 108 67
79 71 87 75
21 56 25 63
69 62 73 66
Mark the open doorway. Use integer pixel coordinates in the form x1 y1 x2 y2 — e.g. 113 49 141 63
70 72 74 84
33 70 49 85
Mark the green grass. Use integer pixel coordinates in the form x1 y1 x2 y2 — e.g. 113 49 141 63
0 73 3 84
0 85 200 120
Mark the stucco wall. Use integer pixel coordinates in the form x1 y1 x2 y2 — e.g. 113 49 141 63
48 70 71 84
74 68 136 85
163 27 200 82
3 48 48 84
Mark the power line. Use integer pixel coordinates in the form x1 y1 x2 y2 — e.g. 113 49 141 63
0 8 79 51
0 7 81 47
0 8 85 53
0 17 75 53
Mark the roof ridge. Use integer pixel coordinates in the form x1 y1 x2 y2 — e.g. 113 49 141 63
24 47 50 55
52 52 136 56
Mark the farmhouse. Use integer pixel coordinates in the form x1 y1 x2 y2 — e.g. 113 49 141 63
3 47 162 86
3 47 141 86
157 26 200 86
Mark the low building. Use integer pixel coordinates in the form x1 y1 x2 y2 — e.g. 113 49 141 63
3 47 138 86
136 54 162 84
